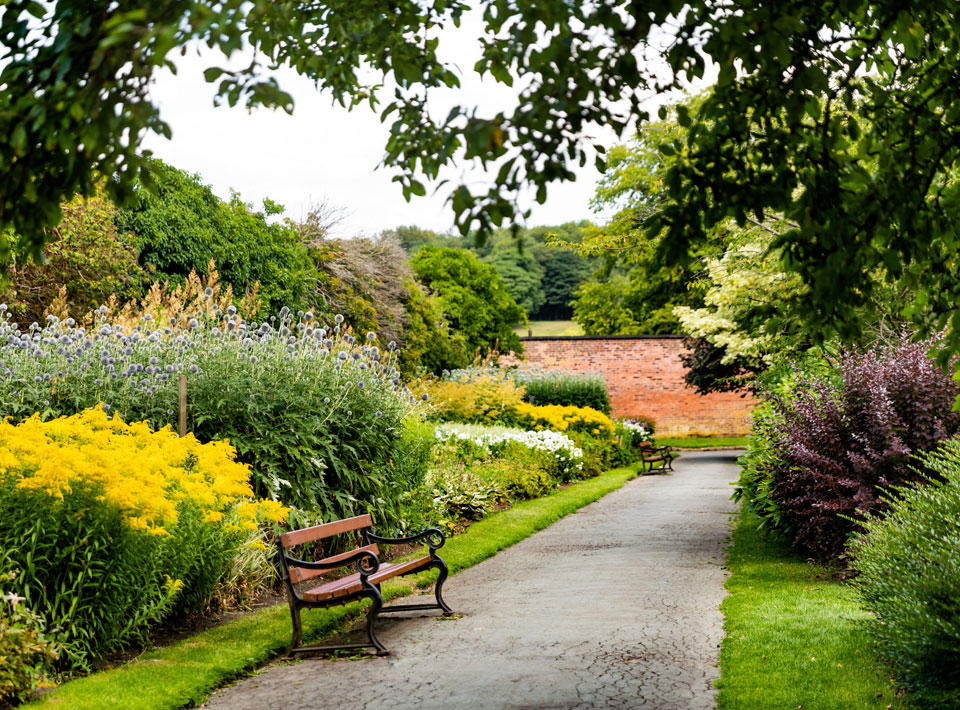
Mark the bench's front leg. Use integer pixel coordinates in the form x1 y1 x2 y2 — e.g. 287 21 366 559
360 576 388 655
432 555 454 615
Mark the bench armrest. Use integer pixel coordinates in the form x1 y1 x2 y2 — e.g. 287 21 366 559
641 443 670 454
282 548 380 575
364 527 446 551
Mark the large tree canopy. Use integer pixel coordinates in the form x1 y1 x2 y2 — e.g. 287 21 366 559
3 2 960 353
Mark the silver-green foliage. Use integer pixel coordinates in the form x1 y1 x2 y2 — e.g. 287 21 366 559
0 306 422 526
850 440 960 708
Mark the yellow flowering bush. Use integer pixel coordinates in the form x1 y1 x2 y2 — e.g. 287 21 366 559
514 402 616 439
416 376 526 425
0 409 287 671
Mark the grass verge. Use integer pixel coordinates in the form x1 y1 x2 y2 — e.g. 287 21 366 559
512 320 584 337
718 510 910 710
656 435 750 449
27 463 643 710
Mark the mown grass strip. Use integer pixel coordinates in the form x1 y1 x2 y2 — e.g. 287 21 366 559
28 463 642 710
718 510 910 710
655 435 749 449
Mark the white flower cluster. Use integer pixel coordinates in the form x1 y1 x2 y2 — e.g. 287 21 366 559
621 420 650 436
435 423 584 473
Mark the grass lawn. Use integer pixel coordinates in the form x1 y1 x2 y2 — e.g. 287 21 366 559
655 435 750 448
718 510 910 710
27 462 644 710
513 320 584 337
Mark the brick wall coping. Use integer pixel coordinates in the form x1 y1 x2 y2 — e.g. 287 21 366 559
517 334 687 342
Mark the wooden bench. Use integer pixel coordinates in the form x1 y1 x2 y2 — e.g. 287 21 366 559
639 442 674 473
276 513 453 656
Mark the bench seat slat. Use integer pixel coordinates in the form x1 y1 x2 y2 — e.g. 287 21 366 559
301 556 432 602
280 514 373 549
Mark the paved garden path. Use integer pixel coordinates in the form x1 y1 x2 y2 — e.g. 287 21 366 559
203 450 741 710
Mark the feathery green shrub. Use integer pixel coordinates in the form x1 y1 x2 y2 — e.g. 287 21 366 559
849 439 960 708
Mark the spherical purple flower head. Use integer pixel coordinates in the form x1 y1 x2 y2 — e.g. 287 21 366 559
0 304 6 312
226 320 237 331
227 305 237 317
189 364 199 374
408 395 416 403
143 313 153 322
169 317 177 326
188 318 199 329
279 306 290 320
337 351 349 361
102 403 111 412
33 375 41 383
304 311 314 322
388 341 397 351
204 287 214 299
375 410 383 418
97 305 108 316
356 380 365 389
334 314 344 324
366 331 377 342
149 356 159 365
421 393 429 401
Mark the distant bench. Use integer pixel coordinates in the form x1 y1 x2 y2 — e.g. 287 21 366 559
639 442 674 473
277 514 453 656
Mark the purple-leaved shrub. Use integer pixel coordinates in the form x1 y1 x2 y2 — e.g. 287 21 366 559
737 335 959 560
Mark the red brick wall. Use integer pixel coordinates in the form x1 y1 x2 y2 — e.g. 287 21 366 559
502 336 755 437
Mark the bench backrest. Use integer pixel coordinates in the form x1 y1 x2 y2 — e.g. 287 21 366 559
280 514 376 585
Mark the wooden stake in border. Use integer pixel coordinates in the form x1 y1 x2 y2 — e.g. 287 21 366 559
178 375 187 437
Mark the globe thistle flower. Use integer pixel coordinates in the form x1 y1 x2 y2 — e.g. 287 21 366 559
66 318 75 326
421 393 429 401
388 341 397 351
375 410 383 418
227 305 238 317
189 318 199 329
189 364 199 374
366 332 377 341
204 287 214 298
334 314 345 324
304 312 314 322
337 351 348 361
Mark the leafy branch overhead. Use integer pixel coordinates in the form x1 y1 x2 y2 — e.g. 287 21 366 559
4 2 960 353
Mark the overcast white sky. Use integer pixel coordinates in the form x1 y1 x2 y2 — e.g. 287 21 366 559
140 13 713 238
